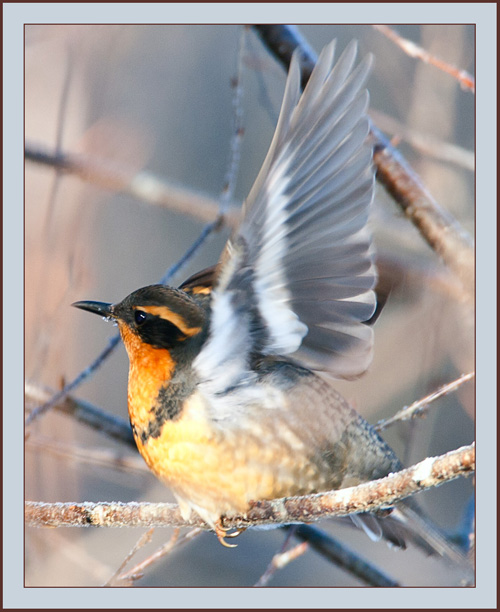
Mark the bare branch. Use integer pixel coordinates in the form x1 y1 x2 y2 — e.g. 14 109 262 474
375 372 475 431
252 24 318 90
291 524 400 587
105 528 156 587
254 537 309 587
219 26 247 213
25 214 224 430
369 109 474 171
105 529 155 586
25 443 475 530
25 333 122 428
25 142 240 228
115 528 203 586
373 25 475 93
371 127 474 299
25 382 135 447
26 435 147 475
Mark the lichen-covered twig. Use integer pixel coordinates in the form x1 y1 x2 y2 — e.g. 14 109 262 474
25 443 475 530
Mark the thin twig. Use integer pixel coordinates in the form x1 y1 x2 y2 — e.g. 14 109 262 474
25 333 121 427
25 34 249 429
291 524 400 587
30 44 77 381
25 382 135 447
25 214 225 430
254 527 299 587
375 372 475 431
255 540 309 587
373 24 475 93
40 38 76 242
25 443 475 530
369 109 474 171
219 25 247 213
104 528 156 587
116 528 203 585
26 435 147 475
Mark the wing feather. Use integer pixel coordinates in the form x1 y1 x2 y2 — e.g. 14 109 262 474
194 39 377 396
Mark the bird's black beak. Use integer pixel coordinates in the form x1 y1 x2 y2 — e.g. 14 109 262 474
72 300 115 321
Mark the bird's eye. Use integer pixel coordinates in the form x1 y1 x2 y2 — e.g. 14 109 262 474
134 310 147 325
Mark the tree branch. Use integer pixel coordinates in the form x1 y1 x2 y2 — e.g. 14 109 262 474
252 24 474 300
25 382 135 447
375 372 475 431
25 142 240 229
290 524 400 587
25 443 474 530
25 214 224 430
369 108 474 171
370 128 474 299
373 25 475 93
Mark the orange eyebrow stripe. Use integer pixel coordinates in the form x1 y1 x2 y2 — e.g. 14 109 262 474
190 286 212 295
138 305 202 337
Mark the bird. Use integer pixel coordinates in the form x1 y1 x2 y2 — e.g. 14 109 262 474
73 40 462 559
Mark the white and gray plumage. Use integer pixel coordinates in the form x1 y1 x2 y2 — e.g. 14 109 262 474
195 40 377 406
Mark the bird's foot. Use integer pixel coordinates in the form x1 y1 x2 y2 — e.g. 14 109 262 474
214 520 247 548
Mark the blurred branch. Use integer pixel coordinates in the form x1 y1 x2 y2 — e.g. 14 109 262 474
373 24 475 93
371 128 474 299
112 528 203 586
369 109 474 171
256 523 399 587
26 435 147 475
253 24 318 90
254 535 309 587
252 24 474 300
25 442 475 529
27 26 475 301
375 251 471 304
25 381 135 447
24 34 252 432
25 334 122 428
375 372 475 431
105 527 156 586
291 524 399 587
219 25 247 213
25 213 224 430
452 495 475 557
25 142 240 228
254 527 297 587
38 529 113 584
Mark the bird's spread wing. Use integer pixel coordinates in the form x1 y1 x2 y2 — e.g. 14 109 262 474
194 40 377 397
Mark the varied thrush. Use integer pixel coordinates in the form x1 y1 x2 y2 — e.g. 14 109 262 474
73 41 452 553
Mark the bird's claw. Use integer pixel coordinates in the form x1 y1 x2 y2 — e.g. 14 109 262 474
215 520 247 548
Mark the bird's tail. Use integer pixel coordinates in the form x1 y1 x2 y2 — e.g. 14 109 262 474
346 499 473 573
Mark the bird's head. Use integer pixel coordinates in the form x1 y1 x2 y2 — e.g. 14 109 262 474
73 284 209 370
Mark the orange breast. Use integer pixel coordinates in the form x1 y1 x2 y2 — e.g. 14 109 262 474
119 321 175 432
118 319 330 522
131 390 329 522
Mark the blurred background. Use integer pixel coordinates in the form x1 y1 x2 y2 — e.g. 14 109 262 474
25 24 474 587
